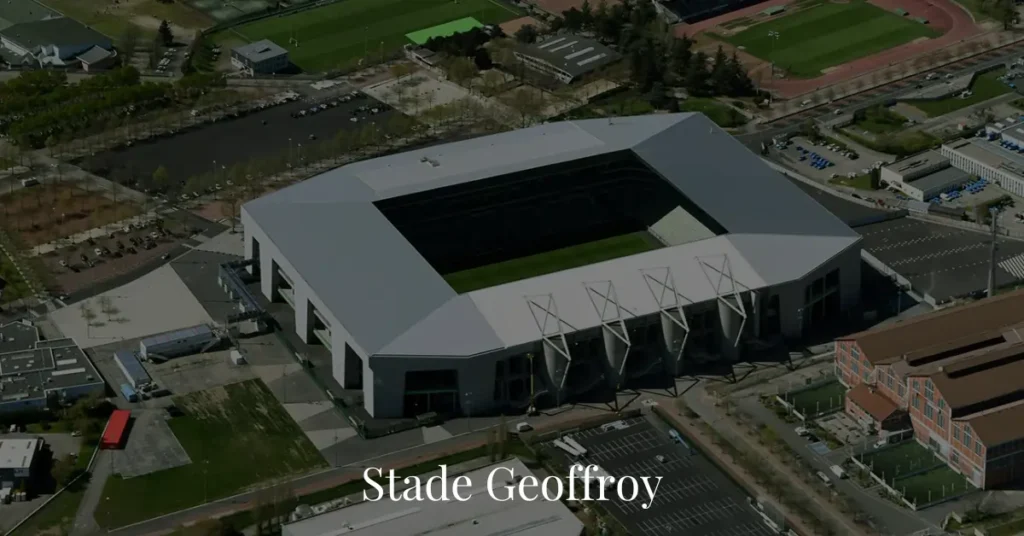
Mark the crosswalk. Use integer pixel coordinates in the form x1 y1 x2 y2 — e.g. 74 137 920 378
999 253 1024 279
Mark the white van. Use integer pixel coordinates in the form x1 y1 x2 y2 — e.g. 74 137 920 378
515 422 533 433
829 465 846 479
816 471 833 487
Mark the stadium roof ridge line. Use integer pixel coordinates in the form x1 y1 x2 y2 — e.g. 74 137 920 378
243 113 860 358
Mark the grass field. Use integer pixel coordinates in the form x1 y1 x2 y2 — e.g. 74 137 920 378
680 98 748 128
850 106 908 135
95 380 325 529
224 0 521 72
39 0 213 37
444 231 663 293
721 0 939 78
783 380 845 417
860 441 942 482
905 69 1011 117
895 465 974 506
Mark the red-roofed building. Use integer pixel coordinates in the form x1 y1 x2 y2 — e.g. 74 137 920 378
834 291 1024 489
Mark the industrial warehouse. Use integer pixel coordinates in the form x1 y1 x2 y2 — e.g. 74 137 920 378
836 290 1024 489
241 114 863 419
0 321 104 413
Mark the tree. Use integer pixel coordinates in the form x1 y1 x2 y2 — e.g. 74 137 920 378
45 135 58 158
562 7 586 32
79 303 97 327
158 20 174 46
97 296 117 321
514 24 539 44
389 62 414 81
996 0 1017 29
445 57 478 90
684 51 710 96
149 35 163 69
119 26 141 66
51 454 77 486
152 166 171 194
505 89 542 128
710 46 731 96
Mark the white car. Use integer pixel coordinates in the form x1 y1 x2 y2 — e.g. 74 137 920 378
93 248 103 256
795 426 810 437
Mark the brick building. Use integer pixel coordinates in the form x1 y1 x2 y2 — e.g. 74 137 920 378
835 290 1024 488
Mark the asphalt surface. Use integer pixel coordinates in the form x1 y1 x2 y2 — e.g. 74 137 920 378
738 40 1024 151
77 93 397 185
545 416 775 536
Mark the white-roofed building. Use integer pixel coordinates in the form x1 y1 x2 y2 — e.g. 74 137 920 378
0 438 42 489
281 459 583 536
242 113 862 418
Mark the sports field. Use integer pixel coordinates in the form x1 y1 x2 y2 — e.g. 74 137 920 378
224 0 521 72
722 0 940 78
444 231 664 293
95 380 326 528
896 465 974 506
783 380 845 417
860 441 941 482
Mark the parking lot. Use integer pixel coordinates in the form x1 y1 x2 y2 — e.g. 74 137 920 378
858 218 1024 301
547 416 774 536
777 136 886 184
78 90 398 186
113 408 192 478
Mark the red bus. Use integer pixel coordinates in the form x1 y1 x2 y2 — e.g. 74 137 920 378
101 409 131 449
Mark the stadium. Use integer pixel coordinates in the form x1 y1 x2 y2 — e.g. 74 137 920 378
241 114 862 419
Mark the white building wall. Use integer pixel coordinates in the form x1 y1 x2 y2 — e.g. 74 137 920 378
942 144 1024 197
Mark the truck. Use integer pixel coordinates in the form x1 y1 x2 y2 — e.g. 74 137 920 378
830 465 846 479
120 383 138 402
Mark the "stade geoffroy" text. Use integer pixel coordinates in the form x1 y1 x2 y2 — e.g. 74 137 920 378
363 464 663 509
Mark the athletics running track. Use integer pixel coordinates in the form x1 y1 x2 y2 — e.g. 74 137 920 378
675 0 981 98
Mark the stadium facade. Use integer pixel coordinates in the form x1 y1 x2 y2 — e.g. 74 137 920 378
242 114 862 418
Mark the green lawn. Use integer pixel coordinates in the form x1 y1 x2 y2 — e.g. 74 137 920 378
40 0 213 37
444 231 664 293
95 380 326 529
830 173 877 190
906 69 1012 117
783 380 845 417
680 98 748 128
222 0 521 72
860 441 942 482
895 465 974 506
989 517 1024 536
851 106 908 135
721 0 939 78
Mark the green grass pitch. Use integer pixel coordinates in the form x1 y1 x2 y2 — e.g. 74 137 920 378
95 380 326 529
720 0 940 78
444 231 664 293
226 0 521 72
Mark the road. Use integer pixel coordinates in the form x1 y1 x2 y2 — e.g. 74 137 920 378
734 395 938 536
737 40 1024 150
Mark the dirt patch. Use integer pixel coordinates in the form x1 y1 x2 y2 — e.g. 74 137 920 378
45 227 185 294
0 182 142 246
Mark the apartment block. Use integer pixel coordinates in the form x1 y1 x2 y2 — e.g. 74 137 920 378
834 290 1024 488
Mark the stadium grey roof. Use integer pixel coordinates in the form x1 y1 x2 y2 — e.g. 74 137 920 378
0 17 110 51
244 113 860 357
515 34 621 78
232 39 288 63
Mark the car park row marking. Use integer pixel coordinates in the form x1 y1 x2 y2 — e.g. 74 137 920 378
887 243 988 266
585 431 662 462
634 498 747 534
617 456 692 476
609 476 719 514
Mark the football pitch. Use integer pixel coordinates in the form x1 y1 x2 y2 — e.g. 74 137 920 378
721 0 939 78
444 231 664 293
225 0 521 72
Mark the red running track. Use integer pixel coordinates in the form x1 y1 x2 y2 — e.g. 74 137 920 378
676 0 981 99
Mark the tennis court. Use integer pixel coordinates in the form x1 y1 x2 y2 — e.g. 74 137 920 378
783 380 845 418
720 0 939 78
859 441 942 482
189 0 273 22
221 0 520 72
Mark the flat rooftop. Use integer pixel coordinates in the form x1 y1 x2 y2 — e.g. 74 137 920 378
944 138 1024 178
281 458 583 536
0 438 39 469
885 150 948 176
905 167 969 191
0 322 103 408
857 218 1024 304
842 290 1024 364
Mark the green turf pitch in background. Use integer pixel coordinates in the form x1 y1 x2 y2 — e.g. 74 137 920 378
721 0 939 78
